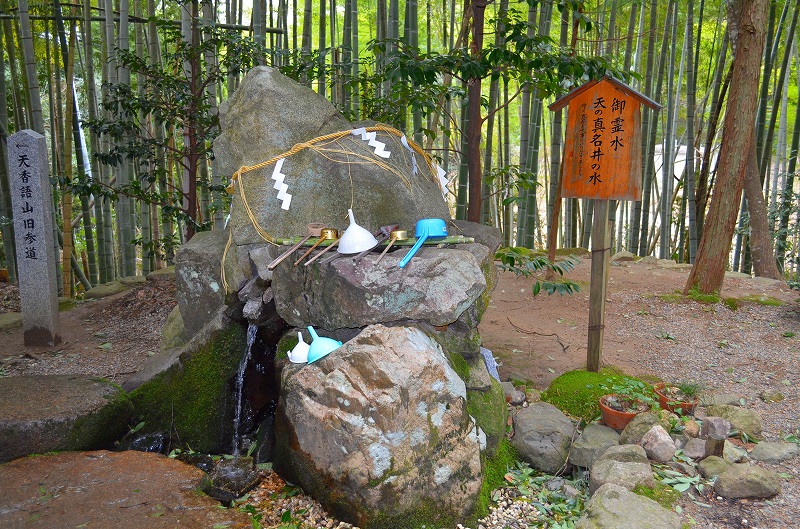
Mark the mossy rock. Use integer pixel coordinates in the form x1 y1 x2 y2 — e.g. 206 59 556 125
541 369 627 421
130 323 247 454
58 297 75 311
0 312 22 331
67 379 135 450
466 378 508 457
85 281 127 299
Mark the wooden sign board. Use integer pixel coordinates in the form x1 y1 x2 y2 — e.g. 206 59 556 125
550 77 659 201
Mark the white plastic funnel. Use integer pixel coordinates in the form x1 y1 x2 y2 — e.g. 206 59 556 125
337 209 379 254
288 332 310 363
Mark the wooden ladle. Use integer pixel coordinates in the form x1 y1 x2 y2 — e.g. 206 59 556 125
375 229 409 264
294 228 338 266
267 223 325 270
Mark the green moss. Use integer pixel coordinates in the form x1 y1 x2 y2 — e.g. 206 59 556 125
541 369 628 421
658 292 685 304
466 378 508 457
686 287 721 304
469 439 518 523
275 331 299 360
365 498 456 529
67 380 134 450
447 351 470 382
130 324 246 453
632 483 680 509
722 298 740 311
58 297 75 311
738 294 784 307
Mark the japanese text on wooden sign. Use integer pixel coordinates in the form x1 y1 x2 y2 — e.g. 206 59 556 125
553 78 649 201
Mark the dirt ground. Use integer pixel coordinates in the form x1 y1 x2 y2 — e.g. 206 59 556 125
0 278 176 383
479 253 800 389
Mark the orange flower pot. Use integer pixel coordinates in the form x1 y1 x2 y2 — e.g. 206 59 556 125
653 382 698 415
599 394 642 430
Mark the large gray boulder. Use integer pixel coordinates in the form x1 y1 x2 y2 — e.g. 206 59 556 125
272 243 489 329
273 325 482 528
125 313 251 454
215 67 450 246
574 483 682 529
175 229 237 336
511 401 575 475
0 375 133 462
714 464 782 499
748 441 800 463
589 444 655 494
640 425 676 463
569 423 621 469
705 404 762 439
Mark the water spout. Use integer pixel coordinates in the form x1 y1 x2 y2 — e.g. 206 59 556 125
232 323 258 456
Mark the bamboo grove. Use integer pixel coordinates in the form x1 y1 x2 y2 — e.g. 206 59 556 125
0 0 798 296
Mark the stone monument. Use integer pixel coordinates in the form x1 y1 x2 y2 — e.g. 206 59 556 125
7 130 60 346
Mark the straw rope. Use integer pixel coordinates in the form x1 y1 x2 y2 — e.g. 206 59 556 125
227 125 436 245
220 227 233 294
221 125 437 289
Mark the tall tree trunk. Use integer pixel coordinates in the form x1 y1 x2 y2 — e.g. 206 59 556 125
83 0 105 284
465 0 488 222
696 33 730 238
638 0 669 256
759 1 800 191
3 19 27 130
0 26 16 283
118 0 136 275
629 0 657 252
685 0 770 294
660 0 679 259
743 142 782 279
775 65 800 271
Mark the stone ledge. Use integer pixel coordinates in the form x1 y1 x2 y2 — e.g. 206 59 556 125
0 375 133 462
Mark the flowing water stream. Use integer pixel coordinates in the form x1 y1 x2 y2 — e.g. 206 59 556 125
232 323 258 456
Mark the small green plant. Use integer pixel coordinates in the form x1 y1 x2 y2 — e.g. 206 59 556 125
504 461 588 527
594 377 657 412
782 331 796 338
495 247 581 296
654 466 711 494
656 331 676 340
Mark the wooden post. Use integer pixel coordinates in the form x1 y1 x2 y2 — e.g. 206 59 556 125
548 78 660 373
587 199 610 372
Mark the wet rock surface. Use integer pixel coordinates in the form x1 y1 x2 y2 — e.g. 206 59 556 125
0 450 252 528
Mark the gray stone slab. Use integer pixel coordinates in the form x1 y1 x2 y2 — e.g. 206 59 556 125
7 130 60 346
0 375 133 462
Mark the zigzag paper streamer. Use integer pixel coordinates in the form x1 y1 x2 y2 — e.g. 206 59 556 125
400 135 418 175
352 127 391 158
271 158 292 210
434 163 449 196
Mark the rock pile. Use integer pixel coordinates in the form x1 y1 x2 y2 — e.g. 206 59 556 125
508 395 790 529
